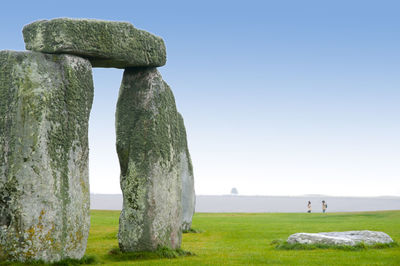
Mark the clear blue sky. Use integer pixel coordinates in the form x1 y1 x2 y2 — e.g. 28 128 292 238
1 0 399 196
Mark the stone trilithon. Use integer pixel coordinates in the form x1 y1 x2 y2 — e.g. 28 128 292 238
0 18 195 262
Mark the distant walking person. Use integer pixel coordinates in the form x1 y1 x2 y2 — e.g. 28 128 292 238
322 200 327 213
307 201 312 213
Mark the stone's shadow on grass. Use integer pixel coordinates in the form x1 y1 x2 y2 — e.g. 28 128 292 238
106 246 194 262
0 255 99 266
182 228 203 234
102 231 118 240
271 239 399 251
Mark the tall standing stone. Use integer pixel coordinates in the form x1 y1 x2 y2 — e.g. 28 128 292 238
116 67 184 251
178 113 196 231
0 51 93 262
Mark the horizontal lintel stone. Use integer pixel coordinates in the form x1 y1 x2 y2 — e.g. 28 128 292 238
23 18 166 68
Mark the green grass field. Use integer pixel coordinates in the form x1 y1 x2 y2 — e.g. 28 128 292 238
86 210 400 265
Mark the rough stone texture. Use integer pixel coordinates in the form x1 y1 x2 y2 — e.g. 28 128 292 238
0 51 93 262
23 18 166 68
178 113 195 231
116 67 185 252
287 231 394 246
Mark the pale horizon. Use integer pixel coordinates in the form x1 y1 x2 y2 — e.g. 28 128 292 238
89 192 400 198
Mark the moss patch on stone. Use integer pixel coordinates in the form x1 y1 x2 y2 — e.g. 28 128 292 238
0 51 93 262
23 18 166 68
116 67 185 252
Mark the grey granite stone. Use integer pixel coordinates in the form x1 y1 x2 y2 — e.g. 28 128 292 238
178 113 195 232
116 67 184 251
23 18 166 68
0 50 93 262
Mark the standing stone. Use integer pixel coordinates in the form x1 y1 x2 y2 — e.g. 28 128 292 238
0 51 93 262
178 113 195 231
23 18 166 68
116 67 184 251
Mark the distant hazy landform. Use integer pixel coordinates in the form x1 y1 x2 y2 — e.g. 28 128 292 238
91 194 400 213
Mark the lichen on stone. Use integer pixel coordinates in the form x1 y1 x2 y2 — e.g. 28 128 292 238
23 18 167 68
116 67 186 252
0 50 93 262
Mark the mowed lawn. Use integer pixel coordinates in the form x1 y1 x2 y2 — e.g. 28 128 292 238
87 210 400 265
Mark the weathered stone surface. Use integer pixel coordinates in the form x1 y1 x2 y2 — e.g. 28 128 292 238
23 18 166 68
287 231 394 246
116 67 184 251
178 113 195 231
0 51 93 262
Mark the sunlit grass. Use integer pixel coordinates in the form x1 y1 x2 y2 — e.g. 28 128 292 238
85 210 400 265
2 210 399 265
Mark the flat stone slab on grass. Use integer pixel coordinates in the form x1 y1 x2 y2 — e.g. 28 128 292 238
23 18 166 68
287 230 394 246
